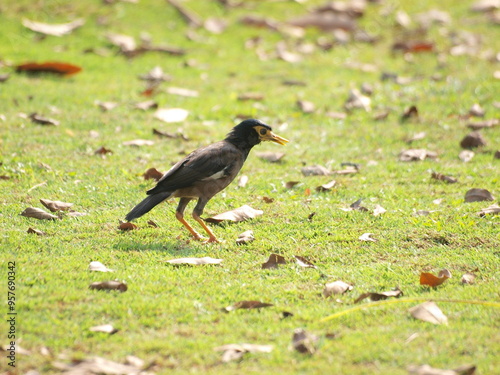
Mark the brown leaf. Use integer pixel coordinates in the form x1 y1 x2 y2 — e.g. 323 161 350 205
152 128 188 140
326 111 348 120
94 146 112 155
288 12 356 31
323 280 353 297
224 300 274 312
349 198 368 212
495 150 500 159
316 180 336 192
143 168 163 181
89 261 113 272
95 101 118 112
301 165 330 176
54 356 141 374
431 172 458 184
262 253 287 269
237 92 264 101
0 175 11 180
399 149 438 162
164 257 222 265
166 86 199 97
477 204 500 216
118 221 137 231
354 289 403 303
458 150 474 162
236 230 254 245
467 119 499 130
22 18 85 36
256 151 285 163
464 188 494 202
17 62 82 75
29 113 59 126
167 0 202 27
134 100 158 111
292 328 319 355
284 181 301 189
154 108 189 123
27 227 46 236
344 89 371 111
297 100 315 113
205 205 263 224
409 301 448 325
406 132 426 143
294 255 317 269
420 269 452 287
89 324 118 334
461 272 476 285
393 41 434 54
122 139 154 147
460 131 487 149
89 280 127 292
401 105 419 121
408 364 476 375
469 103 485 117
21 207 58 220
214 343 273 363
147 220 158 228
40 198 73 212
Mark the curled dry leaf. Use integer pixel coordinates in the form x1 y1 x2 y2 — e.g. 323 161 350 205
420 269 452 287
54 356 141 374
284 181 300 189
407 363 476 375
256 151 286 162
406 132 426 144
342 198 368 212
40 199 73 212
205 205 263 224
469 103 485 117
164 257 222 265
464 188 494 202
224 300 274 312
123 139 154 147
94 146 112 155
431 172 458 184
17 62 82 75
460 131 486 149
323 280 353 297
294 255 317 269
89 324 118 334
292 328 319 355
461 272 476 285
215 343 273 363
316 180 336 192
143 167 163 181
106 33 136 53
399 149 438 162
21 207 58 220
236 230 254 245
27 227 46 236
29 113 59 126
344 89 371 111
359 233 376 242
22 18 85 36
134 100 158 111
302 165 330 176
152 128 189 140
459 150 474 162
467 119 499 130
0 73 11 83
118 221 137 231
238 175 248 188
373 204 387 217
409 301 448 325
166 86 199 97
401 105 419 121
276 41 302 63
262 253 287 269
354 288 403 303
95 101 118 112
89 261 114 272
477 204 500 216
154 108 189 123
297 100 315 113
89 280 128 292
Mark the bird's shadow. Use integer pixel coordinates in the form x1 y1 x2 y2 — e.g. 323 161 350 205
113 237 203 256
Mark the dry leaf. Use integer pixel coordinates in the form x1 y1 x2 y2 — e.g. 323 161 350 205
224 300 273 312
166 86 199 97
406 132 426 144
94 146 112 155
469 103 485 117
238 175 248 188
344 89 371 111
164 257 222 265
54 356 141 374
345 198 368 212
477 204 500 216
399 149 438 161
143 168 163 181
292 328 319 355
420 269 452 287
134 100 158 111
0 73 10 83
29 113 59 126
89 261 114 272
262 253 287 269
106 33 136 53
461 272 476 285
95 101 118 112
138 66 171 82
408 364 476 375
152 128 188 140
238 92 264 101
373 205 387 216
458 150 474 162
89 281 128 292
359 233 376 242
288 12 356 31
323 280 353 297
22 18 85 36
40 199 73 212
236 230 254 245
354 289 403 303
495 150 500 159
167 0 202 27
21 207 58 220
467 119 499 130
205 205 263 224
302 165 330 176
460 131 486 149
401 105 419 121
297 100 315 113
393 41 434 54
122 139 154 147
119 221 137 231
17 62 82 75
431 172 458 184
276 41 302 63
89 324 118 334
154 108 189 123
294 255 317 269
214 343 273 363
409 301 448 325
464 188 494 202
316 180 336 192
284 181 300 189
204 17 227 34
256 151 286 162
27 227 46 236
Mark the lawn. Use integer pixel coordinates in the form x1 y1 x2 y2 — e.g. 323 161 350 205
1 0 499 374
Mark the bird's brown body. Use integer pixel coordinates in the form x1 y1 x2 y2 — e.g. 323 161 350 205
125 119 288 242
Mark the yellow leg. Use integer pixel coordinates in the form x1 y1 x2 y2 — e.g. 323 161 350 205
192 213 220 243
175 212 204 241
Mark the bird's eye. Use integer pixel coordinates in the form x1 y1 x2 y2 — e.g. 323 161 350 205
259 128 267 135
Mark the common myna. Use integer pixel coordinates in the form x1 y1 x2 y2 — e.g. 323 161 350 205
125 119 289 243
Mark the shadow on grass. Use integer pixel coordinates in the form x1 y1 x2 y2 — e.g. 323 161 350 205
113 238 199 255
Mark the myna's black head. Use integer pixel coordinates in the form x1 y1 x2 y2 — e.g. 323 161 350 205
225 119 289 149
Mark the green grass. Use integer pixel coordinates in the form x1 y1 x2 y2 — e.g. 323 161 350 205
1 0 499 373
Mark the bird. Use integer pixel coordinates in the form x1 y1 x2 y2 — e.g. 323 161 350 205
125 119 289 243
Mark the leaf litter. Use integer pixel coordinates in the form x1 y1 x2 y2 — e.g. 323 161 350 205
163 257 222 265
21 207 58 220
89 261 114 272
354 288 403 303
409 301 448 325
464 188 494 202
262 253 287 269
223 300 274 312
420 269 452 287
323 281 353 297
40 199 73 212
205 205 263 224
214 343 273 363
291 328 319 355
236 230 254 245
89 280 128 292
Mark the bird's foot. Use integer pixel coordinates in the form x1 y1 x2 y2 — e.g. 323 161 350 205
203 236 221 244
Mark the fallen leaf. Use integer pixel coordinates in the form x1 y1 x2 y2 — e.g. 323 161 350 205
152 128 188 140
469 103 485 117
294 255 317 269
477 204 500 216
323 280 353 297
95 101 118 112
27 227 46 236
326 111 348 120
89 261 114 272
408 364 476 375
471 0 499 12
302 165 330 176
21 207 58 220
461 272 476 285
89 324 118 334
284 181 300 189
354 288 403 303
409 301 448 325
431 172 458 184
54 356 141 374
240 15 280 31
205 205 263 224
238 92 264 101
40 199 73 212
459 150 474 162
401 105 419 121
164 257 222 265
94 146 112 155
17 62 82 75
138 66 171 82
143 168 163 181
166 86 199 97
316 180 336 192
262 253 287 269
406 132 426 143
22 18 85 36
224 300 273 312
399 149 438 161
344 89 371 111
460 131 486 149
122 139 154 147
393 41 434 54
204 17 227 34
0 73 11 83
214 343 273 363
297 100 315 113
291 328 319 355
106 33 137 53
345 198 369 212
276 41 302 63
238 175 248 188
373 204 387 217
167 0 202 27
29 113 59 126
467 119 499 130
134 100 158 111
154 108 189 123
420 269 452 287
89 280 127 292
495 150 500 159
359 233 376 242
464 188 494 202
288 12 356 31
256 151 286 162
236 230 254 245
119 221 137 231
331 167 359 175
67 211 86 217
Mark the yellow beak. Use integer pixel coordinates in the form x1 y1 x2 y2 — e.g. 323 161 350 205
266 131 289 145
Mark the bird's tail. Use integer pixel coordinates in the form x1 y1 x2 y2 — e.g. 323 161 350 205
125 192 171 221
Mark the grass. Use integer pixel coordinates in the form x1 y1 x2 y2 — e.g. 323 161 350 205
1 0 499 373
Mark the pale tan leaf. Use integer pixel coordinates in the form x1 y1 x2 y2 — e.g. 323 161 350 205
373 204 387 216
316 180 336 192
224 300 273 312
359 232 376 242
406 132 426 144
471 0 499 12
469 103 485 117
276 41 302 63
477 204 500 216
29 113 59 126
237 175 248 188
89 324 118 334
256 151 286 162
344 89 371 112
323 280 353 297
122 139 155 147
134 100 158 111
22 18 85 36
262 253 287 269
288 12 356 31
459 150 475 162
464 188 494 202
399 149 438 162
237 92 264 101
205 205 263 223
138 66 171 82
301 165 330 176
354 288 403 303
166 86 199 97
54 356 141 374
89 261 114 272
292 328 319 355
467 119 499 130
204 17 227 34
294 255 317 268
214 343 273 353
27 227 46 236
21 207 58 220
40 199 73 212
164 257 222 265
95 101 118 112
89 281 128 292
461 272 476 285
236 230 254 245
154 108 189 123
409 301 448 325
106 33 136 52
297 100 315 113
408 363 476 375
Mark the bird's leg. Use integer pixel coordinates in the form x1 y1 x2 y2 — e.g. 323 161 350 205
193 199 220 243
175 198 204 241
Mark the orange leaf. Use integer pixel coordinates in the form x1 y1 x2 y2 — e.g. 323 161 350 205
17 62 82 75
420 269 451 287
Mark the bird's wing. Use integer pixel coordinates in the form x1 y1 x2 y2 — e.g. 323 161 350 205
147 141 241 195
